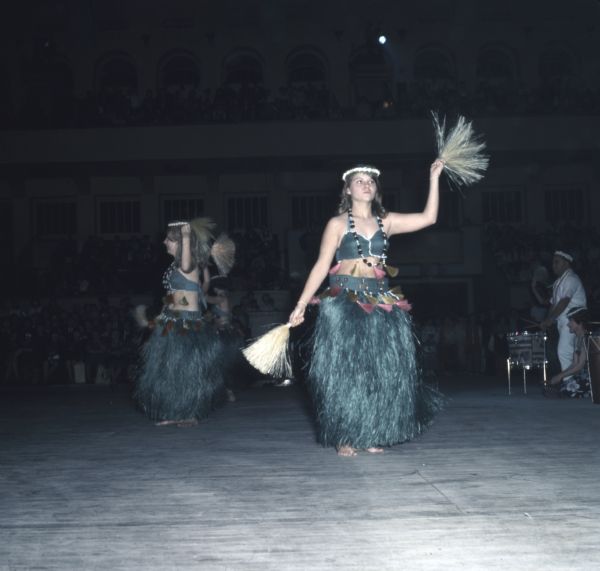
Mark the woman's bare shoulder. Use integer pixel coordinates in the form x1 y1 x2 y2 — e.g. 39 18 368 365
326 213 347 230
178 266 200 278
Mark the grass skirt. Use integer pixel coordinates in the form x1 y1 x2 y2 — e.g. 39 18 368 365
135 309 226 421
308 283 443 448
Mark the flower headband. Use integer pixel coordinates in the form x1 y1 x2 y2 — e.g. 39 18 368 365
342 166 381 182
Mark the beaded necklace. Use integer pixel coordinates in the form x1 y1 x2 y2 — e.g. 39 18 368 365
347 208 388 268
161 262 192 307
162 262 176 292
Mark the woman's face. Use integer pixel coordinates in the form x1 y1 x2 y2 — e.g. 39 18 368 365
346 173 378 203
163 234 178 257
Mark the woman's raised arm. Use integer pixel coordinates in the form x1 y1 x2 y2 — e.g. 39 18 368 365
386 159 444 236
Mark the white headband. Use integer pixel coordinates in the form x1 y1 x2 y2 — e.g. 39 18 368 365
554 250 573 263
342 166 381 182
168 221 188 227
567 306 586 319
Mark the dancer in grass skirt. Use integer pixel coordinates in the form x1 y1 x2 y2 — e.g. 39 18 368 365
135 221 226 426
288 163 445 456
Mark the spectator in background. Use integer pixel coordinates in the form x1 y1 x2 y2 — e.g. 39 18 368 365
466 314 483 374
439 315 459 374
538 250 587 377
419 317 441 376
530 255 551 323
206 275 241 402
547 307 591 398
84 331 106 385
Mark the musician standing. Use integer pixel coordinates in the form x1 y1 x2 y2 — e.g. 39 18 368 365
536 250 587 377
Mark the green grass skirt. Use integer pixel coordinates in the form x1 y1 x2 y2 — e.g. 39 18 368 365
308 291 443 448
135 310 226 421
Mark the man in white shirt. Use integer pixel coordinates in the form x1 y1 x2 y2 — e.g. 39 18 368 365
539 250 587 374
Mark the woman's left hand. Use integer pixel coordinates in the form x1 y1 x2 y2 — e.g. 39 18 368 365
288 303 306 327
430 159 445 179
181 223 191 237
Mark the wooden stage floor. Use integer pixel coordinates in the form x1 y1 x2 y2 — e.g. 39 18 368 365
1 378 599 570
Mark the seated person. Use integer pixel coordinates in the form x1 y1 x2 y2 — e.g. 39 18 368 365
547 307 590 398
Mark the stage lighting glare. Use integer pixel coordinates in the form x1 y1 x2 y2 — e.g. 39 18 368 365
378 35 387 45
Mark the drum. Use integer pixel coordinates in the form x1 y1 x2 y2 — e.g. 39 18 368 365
507 331 546 368
588 335 600 405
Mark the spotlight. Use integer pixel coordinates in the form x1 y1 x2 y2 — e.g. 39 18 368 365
378 35 387 45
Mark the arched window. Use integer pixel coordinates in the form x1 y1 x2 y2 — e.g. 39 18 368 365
95 52 138 92
286 49 327 85
539 46 576 84
413 45 455 81
349 44 393 107
159 51 201 89
223 51 264 85
476 45 516 82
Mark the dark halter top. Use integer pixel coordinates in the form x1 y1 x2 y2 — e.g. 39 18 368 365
336 219 386 262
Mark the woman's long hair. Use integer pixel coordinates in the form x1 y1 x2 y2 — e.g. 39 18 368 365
336 166 387 217
166 225 206 269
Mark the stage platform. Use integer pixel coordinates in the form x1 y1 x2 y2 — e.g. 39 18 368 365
1 377 599 570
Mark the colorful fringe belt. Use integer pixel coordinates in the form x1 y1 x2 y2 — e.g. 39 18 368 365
149 308 205 335
310 275 412 314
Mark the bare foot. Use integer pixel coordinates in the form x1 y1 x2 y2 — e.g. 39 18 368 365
337 445 358 457
176 419 198 428
155 419 179 426
366 447 384 454
155 418 198 427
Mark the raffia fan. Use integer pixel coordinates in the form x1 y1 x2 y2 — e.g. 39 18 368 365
189 217 216 242
187 219 236 275
242 323 293 378
210 233 236 276
431 111 489 191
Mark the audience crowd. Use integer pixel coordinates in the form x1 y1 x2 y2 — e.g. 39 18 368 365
33 234 165 297
415 310 525 380
0 291 262 387
5 76 600 131
484 222 600 309
0 297 137 386
228 226 286 291
1 296 531 386
13 230 289 299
